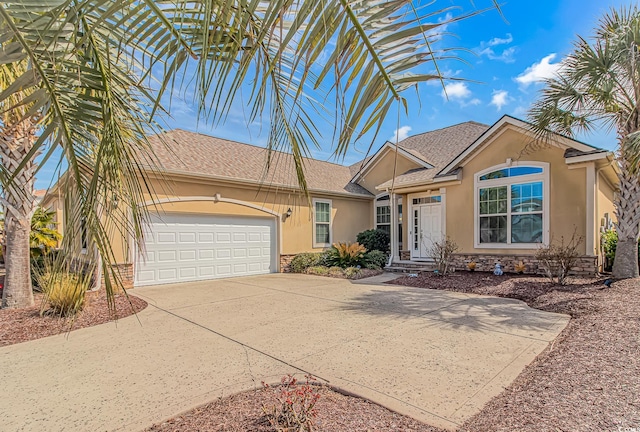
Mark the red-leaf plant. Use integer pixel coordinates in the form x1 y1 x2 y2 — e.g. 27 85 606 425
262 374 321 431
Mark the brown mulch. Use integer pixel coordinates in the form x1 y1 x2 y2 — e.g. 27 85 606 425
147 385 443 432
0 284 148 347
146 272 639 431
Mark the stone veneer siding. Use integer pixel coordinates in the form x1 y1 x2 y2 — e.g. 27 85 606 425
101 263 134 289
450 253 598 277
280 254 296 273
400 250 411 261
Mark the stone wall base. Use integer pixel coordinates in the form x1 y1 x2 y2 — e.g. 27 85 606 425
400 250 411 261
450 253 598 277
100 263 134 290
280 254 296 273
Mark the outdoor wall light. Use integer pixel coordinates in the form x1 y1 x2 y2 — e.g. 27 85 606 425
283 207 293 221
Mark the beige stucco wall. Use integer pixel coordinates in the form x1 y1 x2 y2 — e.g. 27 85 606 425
596 171 617 250
357 149 422 194
107 176 373 264
419 127 590 255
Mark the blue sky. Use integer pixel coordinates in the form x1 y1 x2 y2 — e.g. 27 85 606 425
35 0 629 189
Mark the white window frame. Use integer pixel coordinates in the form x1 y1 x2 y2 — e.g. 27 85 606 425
374 194 392 234
374 193 403 251
474 161 549 249
312 198 332 248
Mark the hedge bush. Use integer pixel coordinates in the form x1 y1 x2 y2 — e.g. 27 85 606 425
289 252 323 273
364 250 387 269
356 229 390 253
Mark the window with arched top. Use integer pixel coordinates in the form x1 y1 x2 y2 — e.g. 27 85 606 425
474 162 549 248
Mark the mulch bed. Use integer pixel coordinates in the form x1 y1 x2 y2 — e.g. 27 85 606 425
147 272 639 431
0 284 147 347
147 385 443 432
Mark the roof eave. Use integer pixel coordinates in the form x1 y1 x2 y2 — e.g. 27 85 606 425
142 166 373 199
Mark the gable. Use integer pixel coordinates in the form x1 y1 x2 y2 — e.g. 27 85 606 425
352 143 431 194
438 116 598 176
461 127 574 178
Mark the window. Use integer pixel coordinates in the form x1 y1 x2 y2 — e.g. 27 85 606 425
375 194 403 250
313 199 332 247
476 164 547 247
412 196 441 205
376 204 391 235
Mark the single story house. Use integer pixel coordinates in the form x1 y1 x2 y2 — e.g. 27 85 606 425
42 115 618 287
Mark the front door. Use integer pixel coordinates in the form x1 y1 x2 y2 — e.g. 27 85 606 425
417 204 442 259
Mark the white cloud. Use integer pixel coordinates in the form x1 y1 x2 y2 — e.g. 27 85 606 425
441 82 471 100
390 125 412 143
490 90 510 110
465 98 481 107
426 12 453 40
488 33 513 46
478 46 517 63
477 34 516 63
515 54 562 87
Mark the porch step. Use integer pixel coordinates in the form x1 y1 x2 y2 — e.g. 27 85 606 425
385 261 437 273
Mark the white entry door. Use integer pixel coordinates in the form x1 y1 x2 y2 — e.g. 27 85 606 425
418 204 442 259
135 213 276 287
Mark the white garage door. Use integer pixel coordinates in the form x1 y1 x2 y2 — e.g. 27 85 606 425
135 213 276 287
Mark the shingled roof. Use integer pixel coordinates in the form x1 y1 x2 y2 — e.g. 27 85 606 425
376 121 490 189
146 129 372 197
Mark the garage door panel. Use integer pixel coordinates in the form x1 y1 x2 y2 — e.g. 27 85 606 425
135 213 276 287
157 232 176 243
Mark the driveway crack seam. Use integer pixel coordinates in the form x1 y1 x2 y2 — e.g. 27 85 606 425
146 303 331 383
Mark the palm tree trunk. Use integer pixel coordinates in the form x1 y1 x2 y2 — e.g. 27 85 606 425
612 158 640 279
1 122 38 309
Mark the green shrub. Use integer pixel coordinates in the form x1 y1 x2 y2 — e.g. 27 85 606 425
343 267 362 279
325 242 367 268
290 252 324 273
600 229 640 272
364 250 387 269
356 229 390 253
328 266 345 277
305 266 329 276
38 270 90 316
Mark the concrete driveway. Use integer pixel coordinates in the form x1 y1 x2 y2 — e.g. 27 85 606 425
0 273 568 431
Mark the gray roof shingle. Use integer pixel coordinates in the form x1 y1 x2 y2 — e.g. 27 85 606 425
146 129 372 197
376 121 490 188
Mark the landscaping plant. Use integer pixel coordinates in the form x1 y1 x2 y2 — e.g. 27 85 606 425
36 269 91 317
30 207 62 258
364 250 387 269
325 242 367 268
356 229 390 253
289 253 324 273
262 375 321 432
427 237 459 276
535 232 583 285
